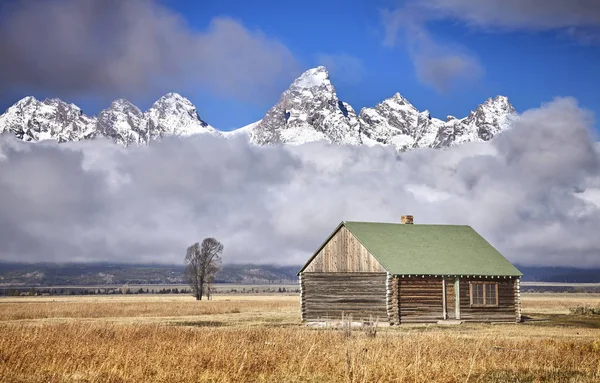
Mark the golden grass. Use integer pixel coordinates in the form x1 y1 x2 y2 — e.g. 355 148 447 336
0 294 296 303
1 322 599 382
521 293 600 314
0 296 297 321
0 293 598 382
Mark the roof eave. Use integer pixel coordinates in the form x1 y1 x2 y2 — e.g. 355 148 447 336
390 273 523 278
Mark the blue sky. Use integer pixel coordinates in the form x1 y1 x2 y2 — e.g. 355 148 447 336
1 0 599 132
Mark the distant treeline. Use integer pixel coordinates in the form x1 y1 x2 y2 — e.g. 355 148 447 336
1 286 300 297
520 285 600 294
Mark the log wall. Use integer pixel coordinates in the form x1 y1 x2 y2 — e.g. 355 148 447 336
303 226 385 273
301 272 388 322
398 277 445 323
395 276 517 323
458 278 517 322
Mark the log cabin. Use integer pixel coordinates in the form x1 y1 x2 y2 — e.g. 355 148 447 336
297 216 523 324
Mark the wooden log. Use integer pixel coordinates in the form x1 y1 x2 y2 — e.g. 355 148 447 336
301 272 387 323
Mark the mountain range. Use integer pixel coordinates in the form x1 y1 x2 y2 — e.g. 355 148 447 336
0 66 517 151
1 262 598 286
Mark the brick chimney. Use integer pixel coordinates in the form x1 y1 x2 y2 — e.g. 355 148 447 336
401 215 414 224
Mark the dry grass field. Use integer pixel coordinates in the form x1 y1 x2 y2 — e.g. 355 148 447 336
0 293 599 382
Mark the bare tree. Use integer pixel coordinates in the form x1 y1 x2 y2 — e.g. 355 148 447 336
184 238 223 300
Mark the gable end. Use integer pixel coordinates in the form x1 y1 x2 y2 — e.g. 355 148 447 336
298 222 386 274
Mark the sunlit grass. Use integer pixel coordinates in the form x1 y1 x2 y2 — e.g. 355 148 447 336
0 293 598 382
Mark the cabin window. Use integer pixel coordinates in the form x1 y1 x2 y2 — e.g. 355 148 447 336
469 282 498 306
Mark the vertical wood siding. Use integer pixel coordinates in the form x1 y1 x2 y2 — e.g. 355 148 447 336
301 272 387 322
459 278 517 322
445 279 455 319
303 226 385 273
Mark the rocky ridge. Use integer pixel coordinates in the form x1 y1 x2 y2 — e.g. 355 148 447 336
0 93 218 146
0 66 516 151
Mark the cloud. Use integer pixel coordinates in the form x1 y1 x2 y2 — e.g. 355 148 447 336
421 0 600 31
0 0 299 103
0 98 599 268
315 53 365 85
381 9 484 92
382 0 600 90
407 27 484 92
403 0 600 45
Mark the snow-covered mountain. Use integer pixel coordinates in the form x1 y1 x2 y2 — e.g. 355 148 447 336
235 67 516 151
96 99 146 146
357 92 443 150
0 66 516 151
431 95 515 148
248 66 361 145
0 93 218 146
145 93 218 141
0 96 97 143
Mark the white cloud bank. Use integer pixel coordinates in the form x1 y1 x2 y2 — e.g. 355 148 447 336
0 98 599 268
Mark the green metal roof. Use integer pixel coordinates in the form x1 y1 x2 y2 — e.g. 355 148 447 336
299 221 522 277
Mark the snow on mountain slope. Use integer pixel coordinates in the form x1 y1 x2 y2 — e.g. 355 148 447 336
97 99 146 146
242 67 517 151
146 93 219 140
248 66 361 145
432 96 516 148
0 93 218 146
0 96 96 143
356 94 516 151
223 120 261 138
357 93 444 151
0 67 517 151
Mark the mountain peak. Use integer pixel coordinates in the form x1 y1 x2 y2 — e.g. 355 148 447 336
435 94 517 146
248 65 360 145
0 93 218 144
491 95 510 103
152 92 194 107
475 95 516 116
159 92 187 100
377 92 416 111
0 79 517 151
146 93 216 137
479 95 512 109
291 66 330 90
107 99 141 114
149 93 198 119
391 92 406 101
14 96 39 106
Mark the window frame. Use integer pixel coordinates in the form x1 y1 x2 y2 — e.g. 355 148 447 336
469 281 499 307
